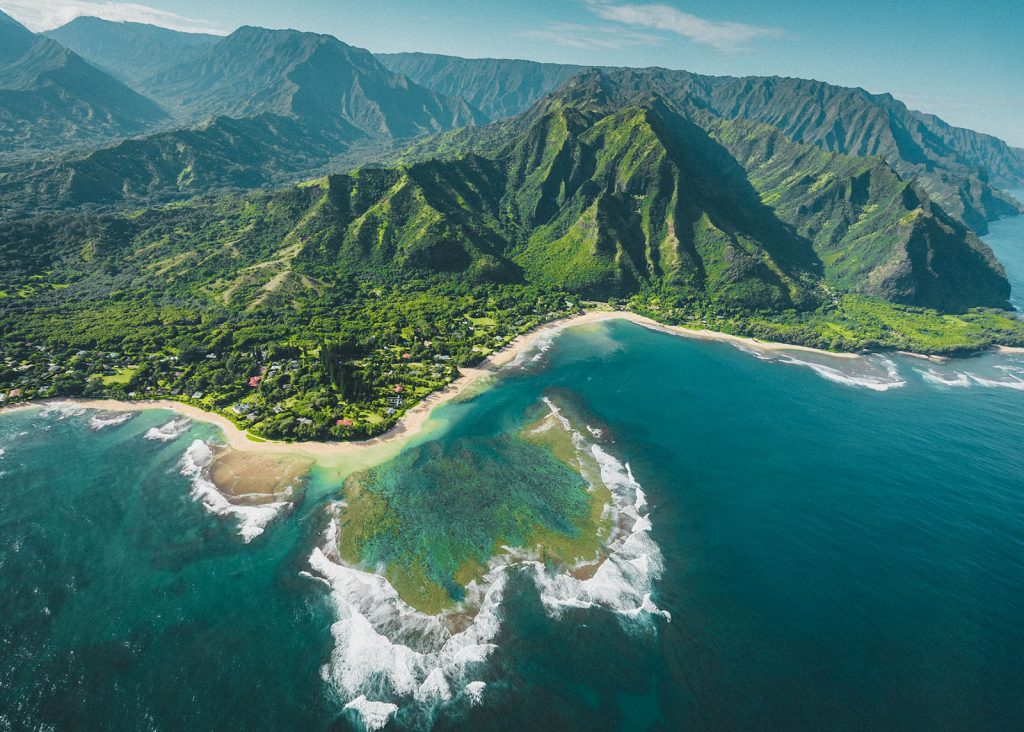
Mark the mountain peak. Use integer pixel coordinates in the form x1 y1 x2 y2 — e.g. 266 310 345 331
0 8 28 30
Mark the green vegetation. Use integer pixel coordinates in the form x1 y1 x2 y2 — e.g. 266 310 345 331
3 78 1023 432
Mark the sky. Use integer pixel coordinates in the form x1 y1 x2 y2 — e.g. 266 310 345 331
4 0 1023 147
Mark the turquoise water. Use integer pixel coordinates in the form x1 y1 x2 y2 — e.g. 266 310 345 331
1 204 1023 730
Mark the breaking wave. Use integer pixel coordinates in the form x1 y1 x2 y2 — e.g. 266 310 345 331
179 440 289 543
918 368 972 388
916 361 1024 391
144 417 192 443
88 411 134 431
508 328 560 370
310 397 668 723
39 402 87 420
777 354 907 392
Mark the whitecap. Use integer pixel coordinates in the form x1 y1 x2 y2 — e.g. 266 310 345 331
917 368 971 388
343 696 398 731
778 355 906 392
967 373 1024 391
179 440 289 542
88 412 134 430
730 342 773 361
312 398 668 720
40 402 86 419
465 681 486 707
144 417 192 443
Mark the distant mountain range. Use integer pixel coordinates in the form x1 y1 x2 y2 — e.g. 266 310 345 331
0 13 1020 326
2 21 485 210
45 15 220 87
0 10 168 155
2 70 1010 316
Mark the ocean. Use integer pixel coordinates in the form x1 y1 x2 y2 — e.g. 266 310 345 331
1 195 1023 730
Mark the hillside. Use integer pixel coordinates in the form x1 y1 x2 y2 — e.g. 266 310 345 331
0 27 493 211
0 113 367 210
0 10 168 155
382 53 1024 233
137 26 484 136
3 87 1022 437
378 52 584 120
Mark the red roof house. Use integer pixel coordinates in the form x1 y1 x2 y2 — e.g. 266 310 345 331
336 419 354 427
248 376 262 388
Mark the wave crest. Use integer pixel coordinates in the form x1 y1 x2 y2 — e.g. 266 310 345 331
179 440 288 542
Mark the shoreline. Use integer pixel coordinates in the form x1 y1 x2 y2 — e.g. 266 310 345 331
1 311 1013 459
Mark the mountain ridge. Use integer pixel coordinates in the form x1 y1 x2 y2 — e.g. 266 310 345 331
381 53 1024 233
0 10 169 155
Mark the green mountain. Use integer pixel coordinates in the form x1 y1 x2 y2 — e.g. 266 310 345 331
3 79 1010 312
380 54 1024 234
44 16 220 87
3 84 1021 435
0 10 168 155
137 26 484 136
406 73 1008 311
0 27 492 211
0 113 364 211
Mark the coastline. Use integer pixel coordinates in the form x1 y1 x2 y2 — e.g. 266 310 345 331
0 310 937 459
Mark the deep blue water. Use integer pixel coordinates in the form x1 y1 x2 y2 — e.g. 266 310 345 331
986 189 1024 311
1 202 1023 730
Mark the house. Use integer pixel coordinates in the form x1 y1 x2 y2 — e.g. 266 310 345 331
248 376 262 388
336 419 354 427
386 396 403 407
402 353 412 360
231 403 252 415
297 417 313 426
393 384 404 393
191 392 204 400
8 389 22 398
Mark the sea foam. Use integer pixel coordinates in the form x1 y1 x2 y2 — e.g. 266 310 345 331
778 354 906 392
88 412 134 431
179 440 288 542
343 696 399 731
309 536 505 726
311 397 668 720
144 417 192 443
917 368 972 388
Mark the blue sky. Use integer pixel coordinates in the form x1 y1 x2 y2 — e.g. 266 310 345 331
7 0 1024 146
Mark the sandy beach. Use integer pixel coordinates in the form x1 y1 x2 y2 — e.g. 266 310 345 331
0 311 870 461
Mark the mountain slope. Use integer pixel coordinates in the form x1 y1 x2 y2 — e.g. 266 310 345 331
400 73 1010 310
139 26 485 138
0 113 364 210
45 16 220 87
381 53 1024 233
0 10 168 155
378 52 584 120
0 28 494 211
1 68 1008 312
